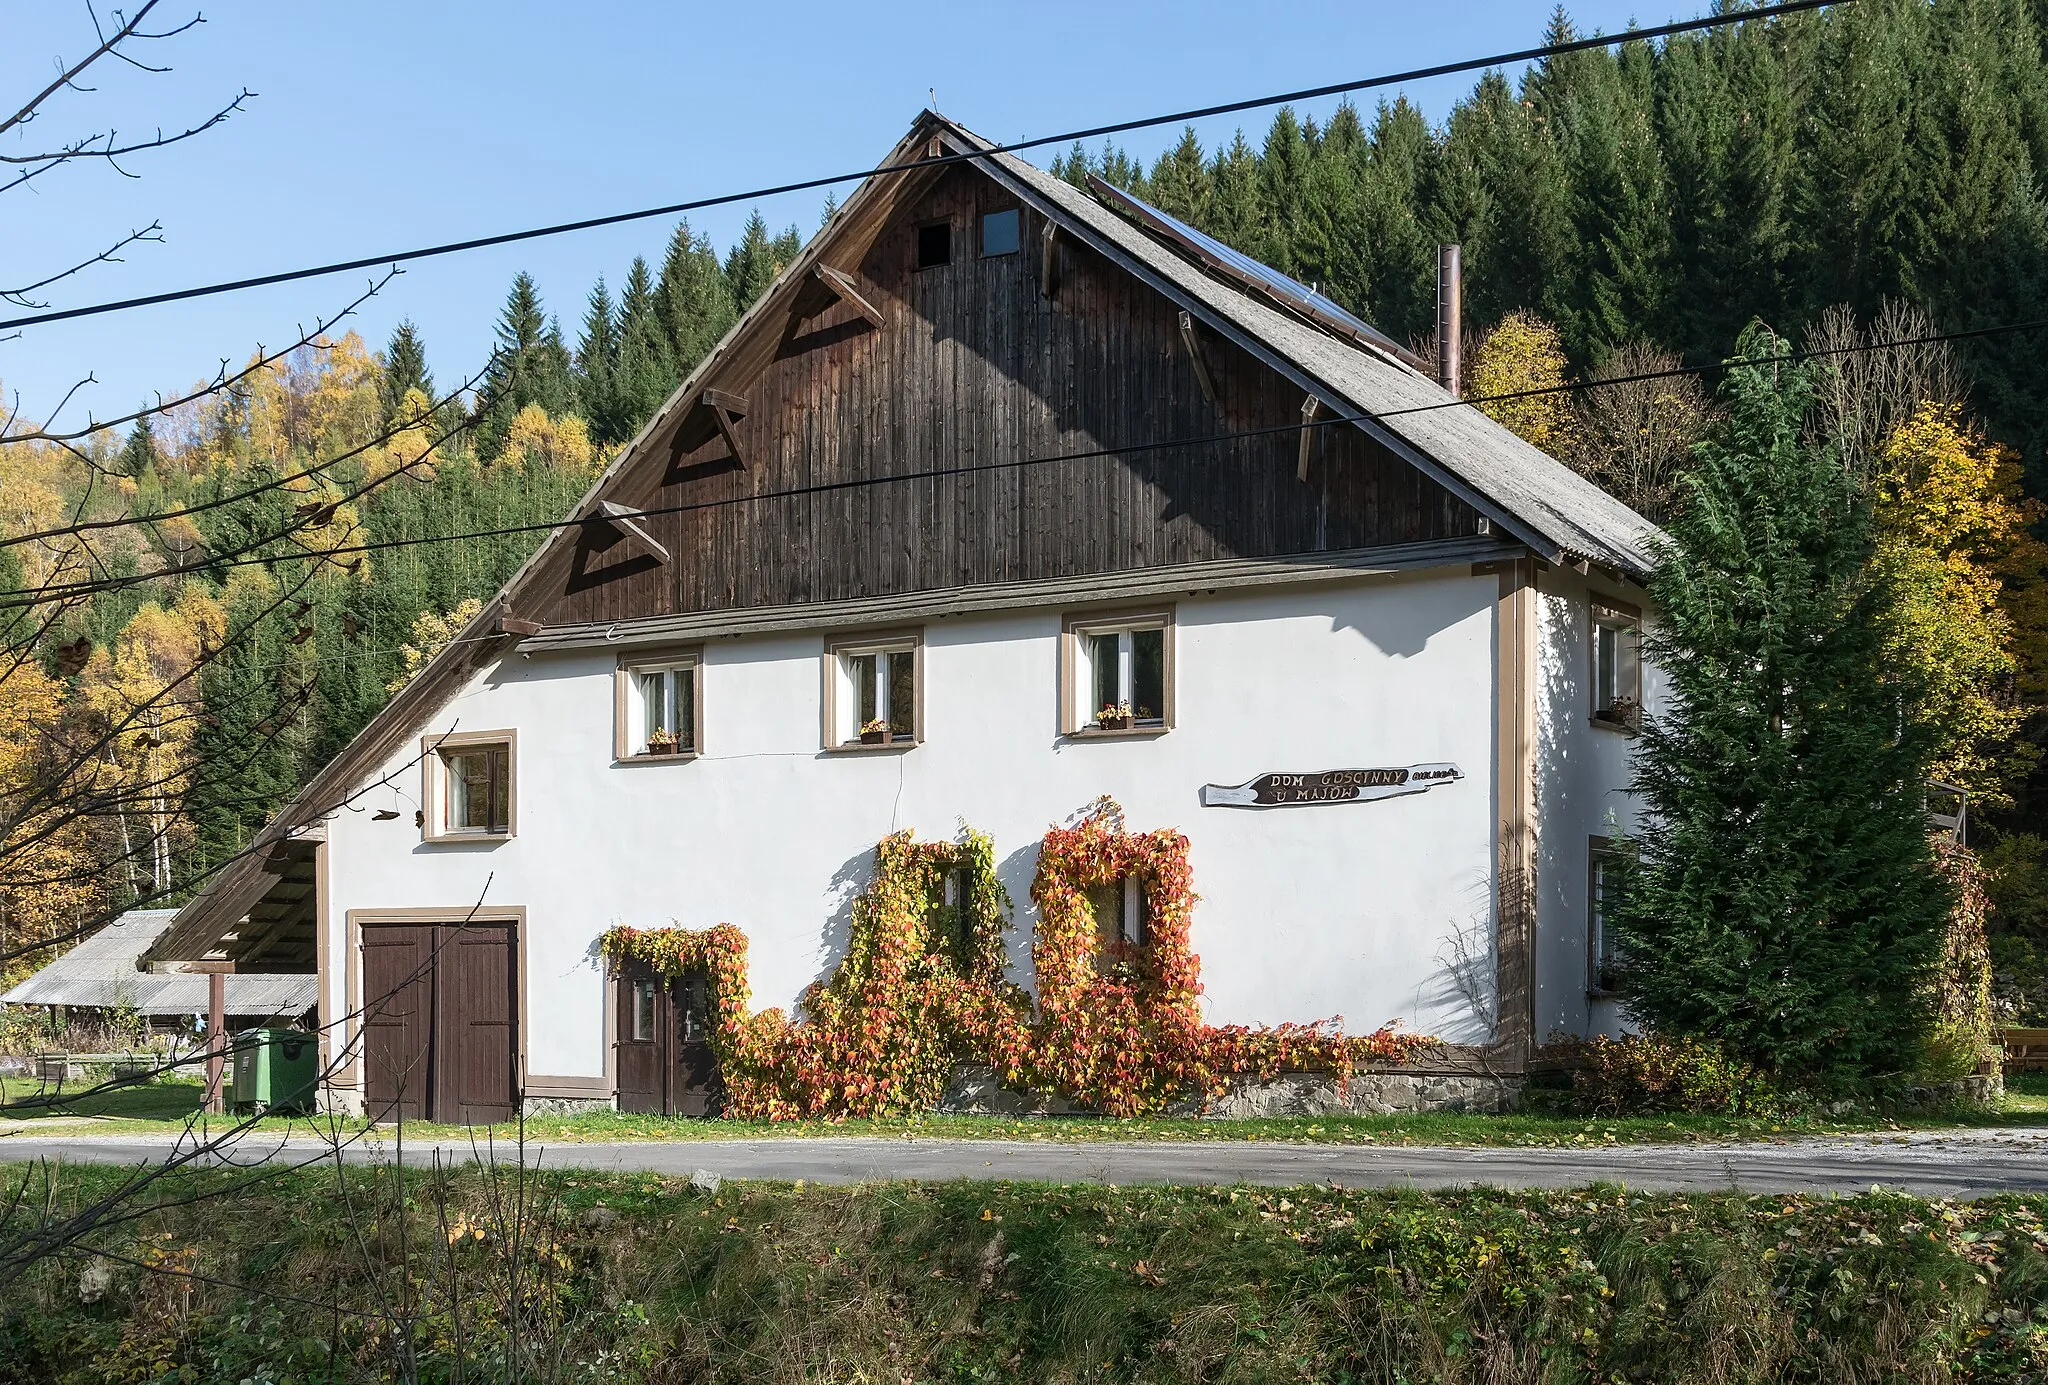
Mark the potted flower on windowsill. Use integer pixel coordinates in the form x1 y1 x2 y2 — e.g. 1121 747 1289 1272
1593 695 1640 731
860 717 890 745
1096 701 1134 732
646 728 680 756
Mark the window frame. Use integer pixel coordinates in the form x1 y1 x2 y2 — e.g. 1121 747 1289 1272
1587 835 1620 996
914 219 953 270
420 728 517 843
613 647 704 763
1589 594 1643 733
1061 607 1175 738
979 205 1021 258
821 628 924 752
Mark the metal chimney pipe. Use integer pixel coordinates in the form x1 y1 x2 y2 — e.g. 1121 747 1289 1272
1436 243 1462 397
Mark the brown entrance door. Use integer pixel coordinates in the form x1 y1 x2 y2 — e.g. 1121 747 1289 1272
612 962 720 1117
359 920 519 1124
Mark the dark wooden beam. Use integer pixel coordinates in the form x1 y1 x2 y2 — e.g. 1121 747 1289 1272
1297 395 1321 482
811 265 885 328
497 615 543 637
1179 311 1218 409
594 502 673 564
708 403 746 471
700 387 749 417
1040 220 1061 299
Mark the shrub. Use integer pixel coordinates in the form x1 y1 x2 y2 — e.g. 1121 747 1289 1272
1560 1033 1778 1116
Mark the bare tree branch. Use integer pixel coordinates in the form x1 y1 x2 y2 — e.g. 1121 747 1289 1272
0 222 163 308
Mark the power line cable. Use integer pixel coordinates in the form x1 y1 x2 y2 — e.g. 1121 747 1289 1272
1 305 2033 612
0 0 1846 334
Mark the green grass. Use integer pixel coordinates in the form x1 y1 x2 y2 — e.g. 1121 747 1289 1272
8 1074 2048 1148
2 1162 2044 1382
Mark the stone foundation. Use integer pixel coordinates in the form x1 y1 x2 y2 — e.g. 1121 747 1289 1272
1904 1070 2004 1112
939 1065 1519 1117
939 1065 1089 1115
1190 1070 1521 1118
523 1094 613 1118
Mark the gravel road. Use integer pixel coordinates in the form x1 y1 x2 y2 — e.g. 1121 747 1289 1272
6 1126 2048 1198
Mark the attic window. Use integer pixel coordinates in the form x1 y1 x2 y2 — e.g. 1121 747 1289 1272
917 221 952 269
981 208 1020 257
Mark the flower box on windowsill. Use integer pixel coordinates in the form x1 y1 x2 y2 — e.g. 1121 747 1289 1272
858 729 886 745
1097 714 1134 732
1592 699 1640 733
646 742 682 757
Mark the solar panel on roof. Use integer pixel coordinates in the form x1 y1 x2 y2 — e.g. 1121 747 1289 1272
1086 175 1417 363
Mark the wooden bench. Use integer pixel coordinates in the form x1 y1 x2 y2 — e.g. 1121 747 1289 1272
2002 1028 2048 1073
34 1051 156 1084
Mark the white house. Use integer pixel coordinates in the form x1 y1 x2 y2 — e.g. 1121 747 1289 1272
142 114 1658 1122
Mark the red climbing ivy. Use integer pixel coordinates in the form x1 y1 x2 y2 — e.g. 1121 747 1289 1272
601 801 1428 1119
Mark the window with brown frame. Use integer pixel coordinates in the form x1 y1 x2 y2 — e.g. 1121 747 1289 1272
1590 596 1642 731
822 631 922 750
1063 609 1174 736
421 730 516 841
614 651 703 760
1588 836 1621 994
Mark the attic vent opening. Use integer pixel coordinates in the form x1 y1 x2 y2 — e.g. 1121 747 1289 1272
916 221 952 269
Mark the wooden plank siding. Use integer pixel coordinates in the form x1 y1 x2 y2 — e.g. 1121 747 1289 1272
536 162 1481 628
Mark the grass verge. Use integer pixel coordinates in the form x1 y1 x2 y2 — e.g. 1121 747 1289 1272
0 1161 2043 1382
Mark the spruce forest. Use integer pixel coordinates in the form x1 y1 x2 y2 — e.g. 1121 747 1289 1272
9 0 2048 1026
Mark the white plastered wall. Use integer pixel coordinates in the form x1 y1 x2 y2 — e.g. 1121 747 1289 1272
322 569 1515 1090
1531 567 1659 1041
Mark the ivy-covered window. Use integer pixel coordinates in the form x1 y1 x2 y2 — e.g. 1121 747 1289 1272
1090 875 1150 959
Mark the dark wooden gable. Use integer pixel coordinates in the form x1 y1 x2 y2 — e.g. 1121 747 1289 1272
532 158 1482 628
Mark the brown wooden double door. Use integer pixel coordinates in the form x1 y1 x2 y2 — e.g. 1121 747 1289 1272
360 921 518 1124
614 961 720 1116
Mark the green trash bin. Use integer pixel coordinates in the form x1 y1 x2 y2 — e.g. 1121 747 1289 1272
231 1028 318 1115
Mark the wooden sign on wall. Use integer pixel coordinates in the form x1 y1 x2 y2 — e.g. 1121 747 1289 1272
1199 763 1463 809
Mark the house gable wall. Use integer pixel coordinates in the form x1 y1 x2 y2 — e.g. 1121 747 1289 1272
539 162 1482 628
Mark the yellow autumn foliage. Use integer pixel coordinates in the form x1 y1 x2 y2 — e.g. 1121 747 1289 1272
388 598 483 695
1874 404 2027 805
1469 312 1580 458
499 405 594 473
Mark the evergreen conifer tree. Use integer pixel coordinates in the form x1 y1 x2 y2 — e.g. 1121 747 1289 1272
474 273 577 459
379 320 435 427
117 417 159 479
1611 328 1952 1095
575 276 625 446
724 212 781 312
618 256 680 442
654 222 737 375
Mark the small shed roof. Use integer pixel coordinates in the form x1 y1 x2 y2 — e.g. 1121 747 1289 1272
1 910 316 1017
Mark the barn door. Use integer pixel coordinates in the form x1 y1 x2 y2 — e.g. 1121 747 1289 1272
439 924 517 1124
668 968 720 1117
613 962 663 1114
358 918 518 1125
360 925 434 1122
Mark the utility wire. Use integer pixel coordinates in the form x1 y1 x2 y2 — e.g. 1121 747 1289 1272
0 305 2032 613
0 0 1846 334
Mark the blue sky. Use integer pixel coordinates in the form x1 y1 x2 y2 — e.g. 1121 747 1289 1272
2 1 1666 433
